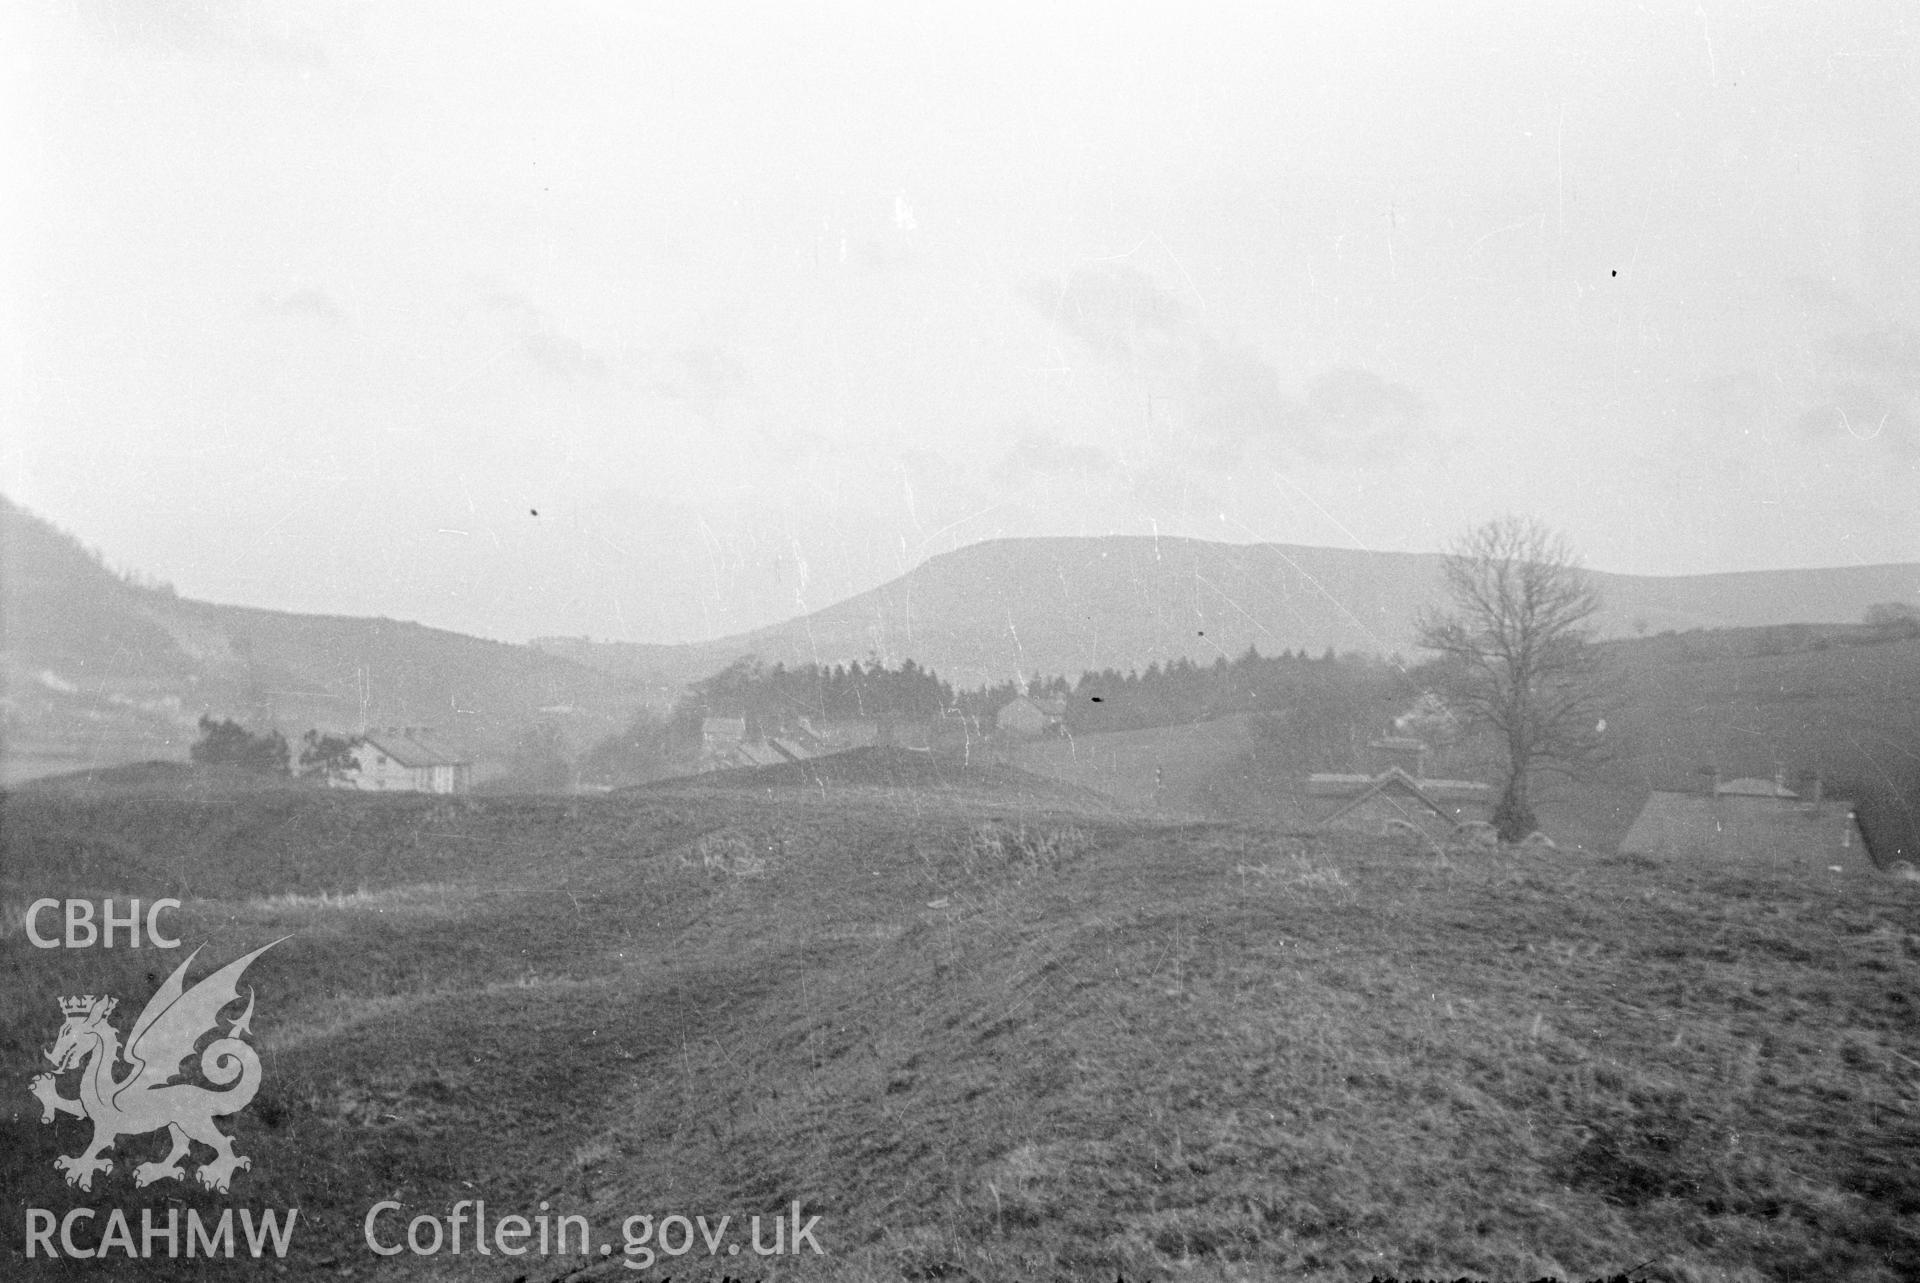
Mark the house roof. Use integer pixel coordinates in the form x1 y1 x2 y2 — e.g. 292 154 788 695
702 717 746 740
1306 772 1376 796
998 695 1065 719
1307 767 1490 802
362 730 468 769
1717 777 1798 799
769 737 811 762
1320 770 1452 826
1620 790 1868 869
1419 778 1496 803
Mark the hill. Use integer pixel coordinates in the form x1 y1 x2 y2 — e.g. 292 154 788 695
540 535 1920 693
999 627 1920 863
0 496 642 783
2 781 1915 1280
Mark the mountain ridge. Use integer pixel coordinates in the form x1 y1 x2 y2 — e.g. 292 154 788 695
538 534 1920 692
0 496 638 783
9 492 1917 784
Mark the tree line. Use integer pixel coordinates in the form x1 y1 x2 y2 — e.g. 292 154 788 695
188 717 362 780
575 646 1426 787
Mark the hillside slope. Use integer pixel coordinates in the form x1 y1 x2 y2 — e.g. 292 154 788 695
2 783 1915 1281
0 497 639 782
997 629 1920 862
543 535 1920 692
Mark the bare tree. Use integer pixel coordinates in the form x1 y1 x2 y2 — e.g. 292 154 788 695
1416 516 1610 842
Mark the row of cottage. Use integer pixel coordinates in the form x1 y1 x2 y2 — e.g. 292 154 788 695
694 694 1070 770
300 699 1058 794
1306 735 1868 872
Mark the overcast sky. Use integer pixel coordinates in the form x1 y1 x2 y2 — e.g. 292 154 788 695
5 2 1916 644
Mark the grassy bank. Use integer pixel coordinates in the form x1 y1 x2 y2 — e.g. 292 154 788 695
3 770 1916 1280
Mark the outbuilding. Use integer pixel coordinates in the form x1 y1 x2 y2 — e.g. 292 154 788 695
1619 772 1872 875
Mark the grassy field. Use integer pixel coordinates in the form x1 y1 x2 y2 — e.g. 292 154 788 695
1012 716 1268 820
4 755 1918 1281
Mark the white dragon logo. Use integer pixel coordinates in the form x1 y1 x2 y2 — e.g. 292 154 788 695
30 940 282 1193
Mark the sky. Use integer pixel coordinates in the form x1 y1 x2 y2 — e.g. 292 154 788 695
4 1 1917 644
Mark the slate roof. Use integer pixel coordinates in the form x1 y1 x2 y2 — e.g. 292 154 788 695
362 730 469 769
1320 770 1454 826
702 717 747 742
1717 777 1798 799
736 742 785 767
1619 791 1868 870
999 695 1066 720
1307 766 1492 803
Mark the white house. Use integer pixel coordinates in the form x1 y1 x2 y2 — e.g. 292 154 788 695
995 695 1066 738
341 728 472 794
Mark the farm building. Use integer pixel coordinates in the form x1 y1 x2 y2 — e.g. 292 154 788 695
800 718 880 752
341 728 471 794
697 717 754 772
1619 772 1872 874
1304 738 1493 840
996 695 1067 738
699 717 828 772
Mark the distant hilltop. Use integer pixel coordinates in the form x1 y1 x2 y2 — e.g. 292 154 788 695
8 493 1917 785
0 496 633 785
537 534 1920 692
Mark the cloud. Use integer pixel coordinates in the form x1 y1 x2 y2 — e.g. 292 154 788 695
1783 275 1855 313
1827 322 1920 391
1794 309 1920 456
649 345 749 409
845 235 918 275
256 286 345 325
1301 367 1427 444
1189 347 1300 463
675 345 748 397
1019 264 1203 375
81 0 338 68
1190 358 1426 465
1796 381 1916 454
470 284 607 382
520 330 606 381
991 434 1119 487
1023 263 1428 467
1128 460 1219 517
